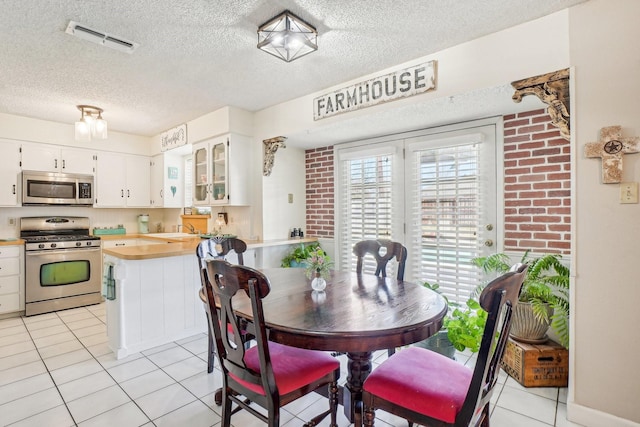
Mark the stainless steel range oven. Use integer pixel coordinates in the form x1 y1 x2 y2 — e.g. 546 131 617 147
20 216 102 316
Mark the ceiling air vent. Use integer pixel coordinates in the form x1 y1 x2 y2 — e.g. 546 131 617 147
65 21 139 54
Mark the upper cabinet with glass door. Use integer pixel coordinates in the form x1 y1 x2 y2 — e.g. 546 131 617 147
192 134 252 206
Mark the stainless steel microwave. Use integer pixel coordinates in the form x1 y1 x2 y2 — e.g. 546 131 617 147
22 171 94 205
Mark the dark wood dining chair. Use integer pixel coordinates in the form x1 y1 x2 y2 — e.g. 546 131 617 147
353 239 407 281
196 237 248 374
353 239 408 357
356 263 528 427
203 259 341 427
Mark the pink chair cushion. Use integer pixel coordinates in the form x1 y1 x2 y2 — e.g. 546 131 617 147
363 346 472 423
230 342 339 396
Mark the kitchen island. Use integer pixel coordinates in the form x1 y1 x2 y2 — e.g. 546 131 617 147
103 234 317 359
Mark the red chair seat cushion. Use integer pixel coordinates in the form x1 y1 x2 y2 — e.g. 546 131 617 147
363 346 472 423
230 342 339 396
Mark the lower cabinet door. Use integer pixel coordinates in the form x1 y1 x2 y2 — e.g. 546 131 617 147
0 293 19 314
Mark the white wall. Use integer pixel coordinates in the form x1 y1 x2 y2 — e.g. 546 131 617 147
252 4 640 425
254 9 571 243
253 10 570 141
569 1 640 425
0 113 151 155
261 146 306 240
0 206 170 239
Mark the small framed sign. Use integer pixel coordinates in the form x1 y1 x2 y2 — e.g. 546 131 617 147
167 167 178 180
183 207 193 215
161 124 187 152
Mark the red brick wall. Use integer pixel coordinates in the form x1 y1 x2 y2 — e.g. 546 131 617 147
305 110 572 254
305 146 335 237
503 109 571 254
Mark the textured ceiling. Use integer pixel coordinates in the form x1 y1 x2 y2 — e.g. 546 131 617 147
0 0 586 146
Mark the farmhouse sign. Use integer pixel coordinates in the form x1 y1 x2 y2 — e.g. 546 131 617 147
313 60 436 120
161 124 187 152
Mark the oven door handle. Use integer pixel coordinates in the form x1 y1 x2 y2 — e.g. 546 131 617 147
25 246 102 256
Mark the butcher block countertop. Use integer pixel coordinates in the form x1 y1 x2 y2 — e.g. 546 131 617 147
101 234 317 260
0 239 23 246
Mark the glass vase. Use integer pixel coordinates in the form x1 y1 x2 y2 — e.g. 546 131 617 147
311 272 327 291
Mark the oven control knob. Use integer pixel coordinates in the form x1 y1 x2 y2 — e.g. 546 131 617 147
38 243 45 249
76 242 82 247
51 243 57 248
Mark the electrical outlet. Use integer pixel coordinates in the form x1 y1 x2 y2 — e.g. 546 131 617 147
8 217 16 226
288 193 293 203
620 182 639 204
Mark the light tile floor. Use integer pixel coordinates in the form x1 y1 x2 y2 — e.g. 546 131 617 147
0 303 584 427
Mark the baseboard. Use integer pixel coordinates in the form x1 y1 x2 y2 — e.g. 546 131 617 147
568 401 640 427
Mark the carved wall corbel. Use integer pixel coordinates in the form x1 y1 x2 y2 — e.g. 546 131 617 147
511 68 570 140
263 136 287 176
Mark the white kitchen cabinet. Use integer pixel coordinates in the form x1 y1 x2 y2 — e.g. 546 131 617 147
21 143 95 175
0 245 23 315
150 152 184 208
0 139 21 206
192 134 252 206
95 152 150 207
126 155 151 207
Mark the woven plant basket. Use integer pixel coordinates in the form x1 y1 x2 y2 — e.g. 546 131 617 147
510 302 554 344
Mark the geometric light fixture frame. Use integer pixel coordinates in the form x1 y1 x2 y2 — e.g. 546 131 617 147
257 10 317 62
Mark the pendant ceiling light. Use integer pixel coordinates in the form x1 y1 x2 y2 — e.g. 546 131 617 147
75 105 108 141
257 10 317 62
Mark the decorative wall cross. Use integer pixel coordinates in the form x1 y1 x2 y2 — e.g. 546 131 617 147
585 125 640 183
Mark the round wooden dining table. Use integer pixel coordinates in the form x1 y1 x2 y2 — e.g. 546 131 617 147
233 267 448 422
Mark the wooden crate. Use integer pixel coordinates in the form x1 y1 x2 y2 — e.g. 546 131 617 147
501 338 568 387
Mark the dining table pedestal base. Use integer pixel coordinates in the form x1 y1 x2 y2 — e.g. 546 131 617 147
343 351 373 422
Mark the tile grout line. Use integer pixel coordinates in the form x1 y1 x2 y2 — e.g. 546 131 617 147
138 338 222 424
11 312 80 427
6 306 144 427
57 307 155 426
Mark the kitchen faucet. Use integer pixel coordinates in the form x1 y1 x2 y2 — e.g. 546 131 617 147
177 224 197 234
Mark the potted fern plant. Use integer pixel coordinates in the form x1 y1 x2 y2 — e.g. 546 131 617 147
473 250 570 348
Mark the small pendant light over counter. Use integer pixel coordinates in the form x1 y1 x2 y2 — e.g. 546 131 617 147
75 105 108 142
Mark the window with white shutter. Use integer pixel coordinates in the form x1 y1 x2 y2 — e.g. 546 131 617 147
335 120 498 304
336 144 404 276
184 155 193 207
406 135 488 305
